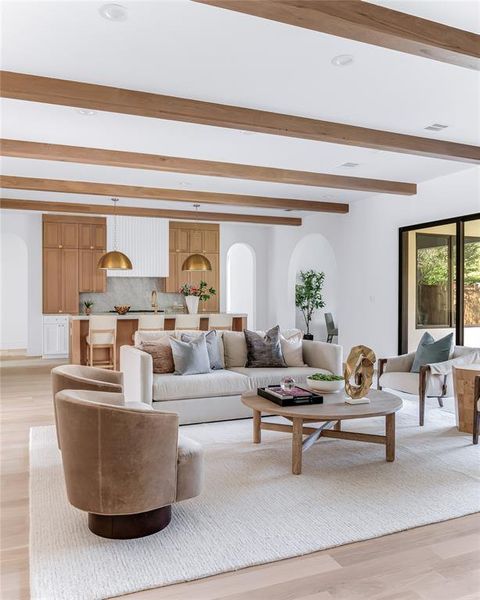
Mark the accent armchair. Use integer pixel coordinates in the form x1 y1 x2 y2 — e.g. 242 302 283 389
54 389 204 539
51 364 124 449
378 345 480 426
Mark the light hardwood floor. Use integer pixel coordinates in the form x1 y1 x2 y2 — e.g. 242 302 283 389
1 359 479 600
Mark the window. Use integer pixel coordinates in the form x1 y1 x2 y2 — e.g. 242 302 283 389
415 233 454 328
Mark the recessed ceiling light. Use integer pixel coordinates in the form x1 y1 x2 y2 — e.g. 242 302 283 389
77 108 96 116
339 162 359 168
331 54 354 67
424 123 448 132
99 3 127 21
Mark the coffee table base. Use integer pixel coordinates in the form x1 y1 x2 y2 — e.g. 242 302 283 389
253 411 396 474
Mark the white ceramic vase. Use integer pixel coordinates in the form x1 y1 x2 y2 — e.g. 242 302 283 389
185 295 199 314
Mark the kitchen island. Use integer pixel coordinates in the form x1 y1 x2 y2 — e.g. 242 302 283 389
69 312 247 369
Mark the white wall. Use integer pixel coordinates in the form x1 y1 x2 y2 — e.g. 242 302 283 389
226 243 256 329
336 166 480 359
0 210 43 355
220 223 271 330
0 232 28 349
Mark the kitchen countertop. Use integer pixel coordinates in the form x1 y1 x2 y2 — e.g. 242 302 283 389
69 312 247 320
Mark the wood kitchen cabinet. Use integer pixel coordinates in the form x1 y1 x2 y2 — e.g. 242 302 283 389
43 221 79 249
43 215 106 314
79 250 106 293
167 222 220 311
43 247 79 314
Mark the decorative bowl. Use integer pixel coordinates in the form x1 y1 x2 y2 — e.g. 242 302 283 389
306 375 344 394
114 305 130 315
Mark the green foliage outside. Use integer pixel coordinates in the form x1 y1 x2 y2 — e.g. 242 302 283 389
417 240 480 286
295 270 326 335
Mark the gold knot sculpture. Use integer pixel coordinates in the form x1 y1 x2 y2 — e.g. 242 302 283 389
344 345 376 399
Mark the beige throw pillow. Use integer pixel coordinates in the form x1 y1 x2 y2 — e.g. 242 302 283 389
139 339 174 374
223 331 248 368
280 330 305 367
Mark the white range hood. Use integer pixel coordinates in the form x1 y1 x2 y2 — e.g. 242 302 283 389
106 216 169 277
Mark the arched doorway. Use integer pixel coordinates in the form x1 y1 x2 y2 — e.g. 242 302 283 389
227 243 256 329
0 233 28 350
287 234 337 341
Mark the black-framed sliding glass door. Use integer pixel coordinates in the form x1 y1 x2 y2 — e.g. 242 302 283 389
399 213 480 354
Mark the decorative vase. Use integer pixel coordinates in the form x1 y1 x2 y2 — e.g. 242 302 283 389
185 295 199 314
85 307 92 315
303 333 314 341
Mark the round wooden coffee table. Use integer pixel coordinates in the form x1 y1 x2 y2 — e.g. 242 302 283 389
242 389 403 474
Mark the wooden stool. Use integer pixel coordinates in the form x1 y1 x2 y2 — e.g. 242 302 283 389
137 314 165 332
86 315 117 369
174 314 201 330
207 314 233 331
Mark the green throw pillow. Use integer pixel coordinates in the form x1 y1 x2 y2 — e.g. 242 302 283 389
411 332 453 373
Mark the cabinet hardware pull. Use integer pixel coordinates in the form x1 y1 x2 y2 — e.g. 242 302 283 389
59 245 63 248
90 246 94 249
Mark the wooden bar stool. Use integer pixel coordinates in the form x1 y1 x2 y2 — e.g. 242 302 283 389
207 314 233 331
174 314 201 330
138 314 165 332
86 315 117 369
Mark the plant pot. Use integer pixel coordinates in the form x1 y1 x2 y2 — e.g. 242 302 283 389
306 376 344 394
303 333 314 341
85 308 92 315
185 296 199 314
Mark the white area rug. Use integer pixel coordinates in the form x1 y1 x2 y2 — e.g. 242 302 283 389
30 395 479 600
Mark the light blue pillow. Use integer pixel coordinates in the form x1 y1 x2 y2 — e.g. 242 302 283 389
181 330 224 370
169 334 211 376
411 332 453 373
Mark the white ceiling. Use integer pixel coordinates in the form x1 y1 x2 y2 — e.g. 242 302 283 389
1 0 479 221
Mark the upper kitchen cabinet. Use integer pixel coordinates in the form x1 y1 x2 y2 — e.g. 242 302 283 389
79 223 106 250
42 214 106 314
43 220 79 249
167 222 220 310
106 216 169 277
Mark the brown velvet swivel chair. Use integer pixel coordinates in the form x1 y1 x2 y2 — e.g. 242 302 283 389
54 389 204 539
51 364 124 448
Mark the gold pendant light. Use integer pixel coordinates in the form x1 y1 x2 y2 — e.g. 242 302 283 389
180 203 212 272
97 198 133 270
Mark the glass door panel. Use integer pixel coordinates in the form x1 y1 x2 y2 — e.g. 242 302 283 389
464 219 480 347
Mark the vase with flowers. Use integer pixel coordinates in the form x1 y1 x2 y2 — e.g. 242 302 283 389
179 281 217 314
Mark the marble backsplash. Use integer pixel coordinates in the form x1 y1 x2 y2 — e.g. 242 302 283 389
79 277 185 313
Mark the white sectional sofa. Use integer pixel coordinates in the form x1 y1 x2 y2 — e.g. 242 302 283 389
120 329 343 425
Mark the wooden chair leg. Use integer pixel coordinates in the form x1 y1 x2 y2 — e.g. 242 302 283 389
437 397 444 408
419 366 429 427
473 413 479 445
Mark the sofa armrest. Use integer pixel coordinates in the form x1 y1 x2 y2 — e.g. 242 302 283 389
381 352 416 373
120 345 153 405
302 340 342 375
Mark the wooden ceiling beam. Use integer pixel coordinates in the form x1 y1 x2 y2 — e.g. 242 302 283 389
0 139 416 195
0 198 301 226
1 72 478 164
0 175 349 213
196 0 480 70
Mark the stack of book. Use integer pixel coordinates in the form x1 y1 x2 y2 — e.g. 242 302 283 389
257 385 323 407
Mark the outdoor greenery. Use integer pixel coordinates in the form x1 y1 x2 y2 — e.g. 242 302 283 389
295 270 326 335
417 239 480 286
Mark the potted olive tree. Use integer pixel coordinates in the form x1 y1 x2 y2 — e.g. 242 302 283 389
295 270 325 340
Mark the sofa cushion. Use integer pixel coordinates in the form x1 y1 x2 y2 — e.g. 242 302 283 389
280 330 305 367
139 339 174 374
245 325 286 368
230 366 330 390
223 331 248 368
152 369 250 401
411 332 453 373
170 334 211 376
181 330 224 370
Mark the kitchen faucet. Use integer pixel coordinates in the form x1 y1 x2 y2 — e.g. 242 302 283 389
151 290 158 313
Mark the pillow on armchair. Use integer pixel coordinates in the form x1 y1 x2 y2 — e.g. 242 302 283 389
411 332 454 373
244 325 286 368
